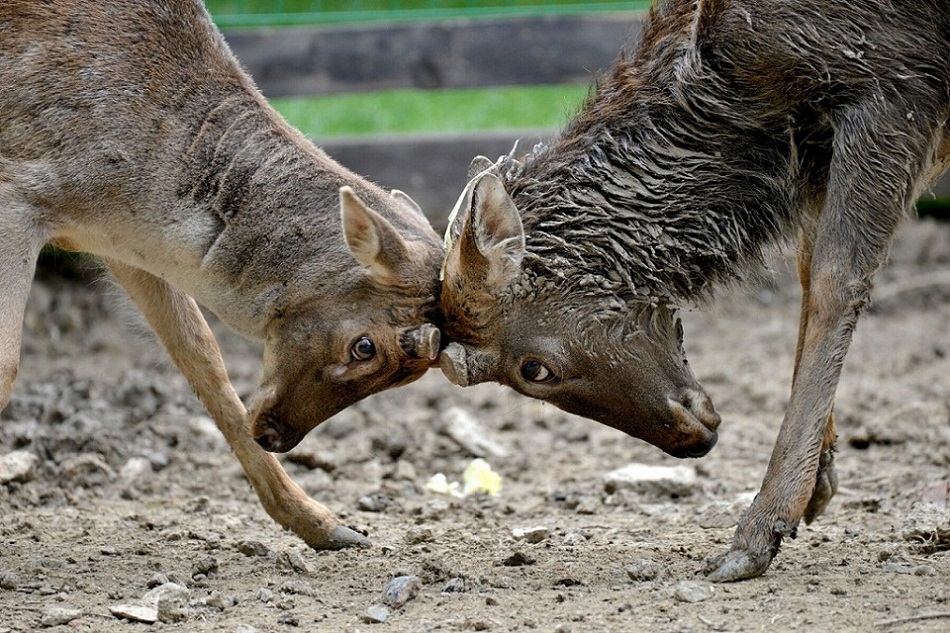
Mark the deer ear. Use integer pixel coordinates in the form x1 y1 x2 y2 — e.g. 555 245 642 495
340 186 410 284
469 173 525 285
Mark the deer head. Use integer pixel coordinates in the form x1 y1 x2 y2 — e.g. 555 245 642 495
249 187 442 452
439 167 720 458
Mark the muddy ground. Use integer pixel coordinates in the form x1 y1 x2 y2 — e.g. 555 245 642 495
1 218 949 633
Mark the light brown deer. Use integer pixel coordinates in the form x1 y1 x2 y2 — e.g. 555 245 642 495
0 0 443 549
440 0 950 580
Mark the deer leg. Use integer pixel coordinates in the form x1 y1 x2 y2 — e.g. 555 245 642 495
105 260 369 549
792 225 839 525
706 100 940 582
0 194 45 412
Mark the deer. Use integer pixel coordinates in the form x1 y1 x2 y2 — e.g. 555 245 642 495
439 0 950 581
0 0 444 550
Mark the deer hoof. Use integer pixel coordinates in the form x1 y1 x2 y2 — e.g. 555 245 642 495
318 525 372 550
704 546 775 582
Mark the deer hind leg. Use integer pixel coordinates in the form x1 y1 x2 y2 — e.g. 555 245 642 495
707 99 942 582
792 223 839 525
105 260 369 550
0 193 46 412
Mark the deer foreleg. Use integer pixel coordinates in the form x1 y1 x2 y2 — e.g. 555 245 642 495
793 223 840 525
0 193 46 412
106 260 369 550
707 98 940 582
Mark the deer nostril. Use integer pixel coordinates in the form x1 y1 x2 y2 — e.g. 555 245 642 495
679 389 721 432
255 427 282 452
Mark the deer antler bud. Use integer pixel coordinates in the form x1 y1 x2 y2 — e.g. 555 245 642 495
400 323 441 360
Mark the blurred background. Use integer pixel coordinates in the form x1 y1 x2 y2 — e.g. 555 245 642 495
206 0 659 232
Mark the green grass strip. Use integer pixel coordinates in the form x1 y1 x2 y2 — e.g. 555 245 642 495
270 85 589 137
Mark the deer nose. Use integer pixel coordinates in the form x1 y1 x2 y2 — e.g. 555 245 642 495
254 427 283 452
679 387 721 432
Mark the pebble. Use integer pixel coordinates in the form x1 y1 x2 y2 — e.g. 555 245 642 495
603 463 699 497
0 450 39 485
381 575 422 608
362 604 389 623
0 571 19 590
109 603 158 623
145 582 191 623
39 607 82 628
673 581 714 603
439 407 507 458
119 456 152 482
237 540 272 557
626 558 662 582
276 550 314 575
512 526 551 543
358 493 393 512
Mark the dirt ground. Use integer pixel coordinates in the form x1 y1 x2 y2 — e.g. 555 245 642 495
1 218 949 633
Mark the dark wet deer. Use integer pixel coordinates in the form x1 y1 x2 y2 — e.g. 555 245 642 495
1 0 443 549
440 0 950 581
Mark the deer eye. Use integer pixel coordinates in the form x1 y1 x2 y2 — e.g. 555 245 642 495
351 336 376 361
521 359 555 383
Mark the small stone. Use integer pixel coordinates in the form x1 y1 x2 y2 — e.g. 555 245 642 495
501 551 535 567
673 580 713 603
109 603 158 623
357 493 393 512
0 572 19 590
147 572 170 588
442 577 467 593
381 575 422 608
0 451 38 484
119 457 152 482
40 607 82 627
237 540 271 557
603 463 699 497
258 588 275 603
913 564 938 577
626 558 662 582
277 612 299 626
205 590 229 610
191 556 218 578
362 604 389 623
100 545 119 556
439 407 507 458
512 526 550 544
144 582 190 623
276 550 314 575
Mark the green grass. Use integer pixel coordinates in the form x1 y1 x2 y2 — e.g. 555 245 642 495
270 84 589 137
205 1 652 26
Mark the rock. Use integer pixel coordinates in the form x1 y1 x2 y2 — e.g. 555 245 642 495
60 453 115 487
39 607 82 627
626 558 662 582
381 575 422 608
109 603 158 623
119 456 152 482
276 550 315 575
147 572 170 588
0 451 39 485
901 501 950 547
443 577 467 593
144 582 191 623
673 580 714 603
512 526 550 544
358 492 393 512
0 571 19 590
603 463 699 497
237 540 271 557
362 604 390 623
439 407 507 458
